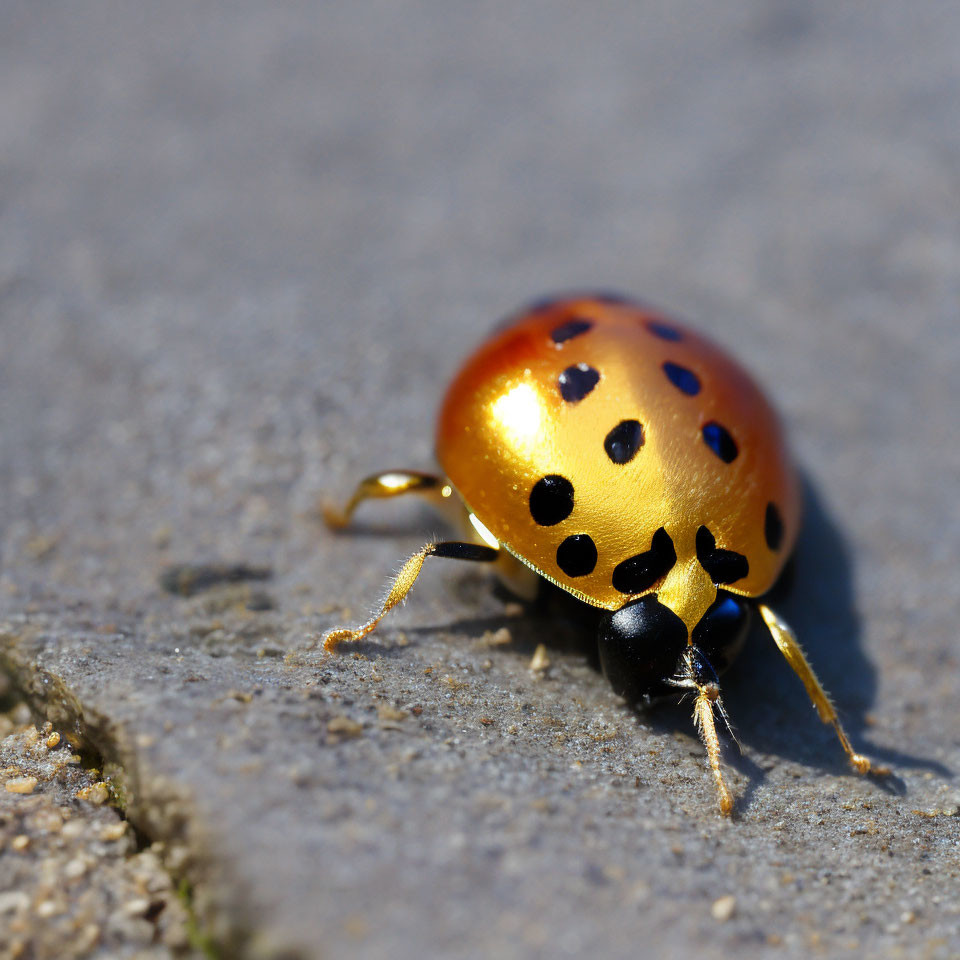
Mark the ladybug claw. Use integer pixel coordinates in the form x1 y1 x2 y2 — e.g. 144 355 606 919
323 628 358 652
850 753 871 775
321 501 351 530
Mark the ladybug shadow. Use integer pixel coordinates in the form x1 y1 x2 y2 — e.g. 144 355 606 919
398 580 593 662
681 476 949 804
361 476 949 809
424 476 948 807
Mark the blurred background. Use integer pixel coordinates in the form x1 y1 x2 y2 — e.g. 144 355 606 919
1 2 959 958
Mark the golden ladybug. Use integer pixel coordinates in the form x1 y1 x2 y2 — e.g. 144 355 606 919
324 293 878 815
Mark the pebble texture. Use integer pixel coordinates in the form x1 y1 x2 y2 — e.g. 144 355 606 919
0 706 193 959
1 2 960 958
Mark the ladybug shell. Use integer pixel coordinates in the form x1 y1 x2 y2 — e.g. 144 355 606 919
436 295 801 635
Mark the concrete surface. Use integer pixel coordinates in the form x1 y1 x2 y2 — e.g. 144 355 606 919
1 1 959 957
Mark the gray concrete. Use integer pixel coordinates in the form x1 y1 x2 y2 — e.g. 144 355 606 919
2 1 959 957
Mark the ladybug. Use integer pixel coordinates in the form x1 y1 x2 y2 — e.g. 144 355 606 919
323 293 877 815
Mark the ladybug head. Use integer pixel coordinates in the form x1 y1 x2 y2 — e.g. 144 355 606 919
597 593 752 702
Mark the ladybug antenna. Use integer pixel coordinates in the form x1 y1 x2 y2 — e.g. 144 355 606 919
692 684 734 817
676 646 737 816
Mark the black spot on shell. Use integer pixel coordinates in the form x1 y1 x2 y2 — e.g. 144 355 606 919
529 475 574 526
604 420 644 464
551 319 593 344
558 364 600 403
702 421 738 463
765 503 784 551
556 534 598 577
696 526 749 584
645 319 683 341
612 528 677 594
662 362 701 396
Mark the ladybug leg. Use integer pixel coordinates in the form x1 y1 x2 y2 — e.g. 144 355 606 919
758 604 882 776
322 471 454 529
323 541 499 652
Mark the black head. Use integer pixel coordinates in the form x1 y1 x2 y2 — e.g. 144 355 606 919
597 593 752 702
